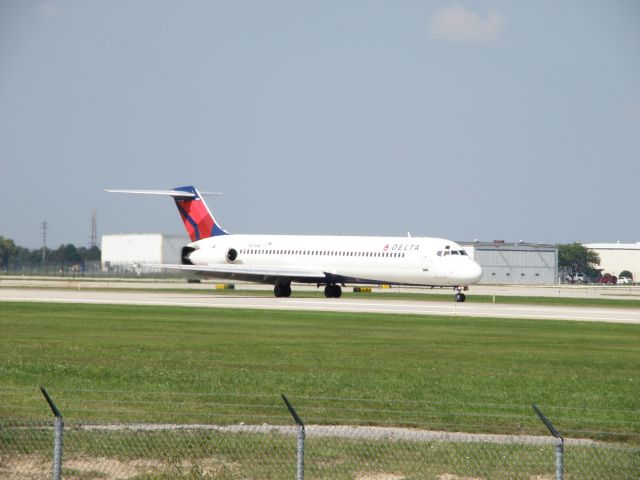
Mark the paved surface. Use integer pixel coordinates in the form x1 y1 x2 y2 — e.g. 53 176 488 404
1 287 639 324
2 276 639 298
81 423 595 445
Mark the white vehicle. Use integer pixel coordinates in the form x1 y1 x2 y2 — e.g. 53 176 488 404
107 186 483 301
618 276 632 285
565 273 586 283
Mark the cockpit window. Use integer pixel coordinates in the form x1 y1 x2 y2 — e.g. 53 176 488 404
439 248 468 257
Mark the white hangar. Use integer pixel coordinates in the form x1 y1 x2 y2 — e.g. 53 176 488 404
584 242 640 281
101 233 188 274
461 241 558 285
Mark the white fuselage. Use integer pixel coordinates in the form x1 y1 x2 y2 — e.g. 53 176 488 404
187 234 482 287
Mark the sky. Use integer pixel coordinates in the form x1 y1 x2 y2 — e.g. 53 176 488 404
1 1 639 249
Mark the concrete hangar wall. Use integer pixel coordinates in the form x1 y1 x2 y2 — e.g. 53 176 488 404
462 242 558 285
584 243 640 281
101 234 188 273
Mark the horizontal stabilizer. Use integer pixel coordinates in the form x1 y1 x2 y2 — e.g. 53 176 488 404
106 186 227 240
105 189 223 198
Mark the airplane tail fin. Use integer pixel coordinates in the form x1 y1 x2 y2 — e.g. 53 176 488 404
105 186 228 241
171 186 228 241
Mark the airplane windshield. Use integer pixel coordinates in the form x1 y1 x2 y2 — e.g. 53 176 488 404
437 249 468 257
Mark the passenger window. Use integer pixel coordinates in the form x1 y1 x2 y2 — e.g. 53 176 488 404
452 251 459 255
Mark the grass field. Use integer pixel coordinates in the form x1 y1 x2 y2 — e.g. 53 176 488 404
1 302 639 444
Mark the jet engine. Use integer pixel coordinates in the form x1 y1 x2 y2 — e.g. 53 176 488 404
181 246 195 265
226 248 238 263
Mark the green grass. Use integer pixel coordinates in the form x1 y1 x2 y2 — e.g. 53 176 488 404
1 302 639 444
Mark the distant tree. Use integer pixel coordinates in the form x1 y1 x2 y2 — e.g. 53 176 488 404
558 243 600 281
0 236 18 269
63 244 82 264
78 246 101 262
0 238 100 273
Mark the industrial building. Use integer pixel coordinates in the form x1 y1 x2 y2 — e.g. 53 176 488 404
584 242 640 281
461 241 558 285
101 233 187 273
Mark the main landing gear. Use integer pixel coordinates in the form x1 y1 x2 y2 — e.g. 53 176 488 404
324 284 342 298
454 286 466 303
274 283 292 298
273 283 342 298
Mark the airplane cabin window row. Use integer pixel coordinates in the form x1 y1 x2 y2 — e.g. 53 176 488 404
238 249 406 258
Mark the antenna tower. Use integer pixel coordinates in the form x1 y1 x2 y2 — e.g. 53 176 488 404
90 209 97 248
41 220 48 263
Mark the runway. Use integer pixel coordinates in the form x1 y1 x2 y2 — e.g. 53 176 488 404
1 288 639 324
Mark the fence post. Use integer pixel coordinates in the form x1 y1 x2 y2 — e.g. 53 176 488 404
282 394 305 480
532 404 564 480
41 387 64 480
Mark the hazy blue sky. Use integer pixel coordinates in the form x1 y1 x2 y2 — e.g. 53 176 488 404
2 1 639 249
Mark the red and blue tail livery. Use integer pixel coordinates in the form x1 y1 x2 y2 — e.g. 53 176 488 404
104 186 227 241
172 186 227 241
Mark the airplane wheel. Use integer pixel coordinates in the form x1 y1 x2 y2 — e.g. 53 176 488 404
460 293 466 302
275 284 292 298
455 293 462 302
324 285 342 298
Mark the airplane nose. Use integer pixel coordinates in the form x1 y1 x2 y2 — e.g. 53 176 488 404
467 261 483 283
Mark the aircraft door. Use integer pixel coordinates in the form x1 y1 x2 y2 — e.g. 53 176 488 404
422 254 429 272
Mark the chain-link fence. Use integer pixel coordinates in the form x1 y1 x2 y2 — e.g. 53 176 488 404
3 419 639 479
0 261 187 279
1 389 638 479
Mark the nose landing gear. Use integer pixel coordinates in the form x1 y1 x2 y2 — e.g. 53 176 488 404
454 286 466 302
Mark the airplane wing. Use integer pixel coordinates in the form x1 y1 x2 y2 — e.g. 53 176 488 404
147 263 328 284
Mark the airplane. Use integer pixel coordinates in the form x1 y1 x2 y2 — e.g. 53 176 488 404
106 185 482 301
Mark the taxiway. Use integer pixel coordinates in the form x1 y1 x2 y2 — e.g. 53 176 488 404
1 287 639 324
